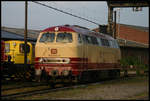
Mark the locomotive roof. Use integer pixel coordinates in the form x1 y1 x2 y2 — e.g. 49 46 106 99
41 25 115 40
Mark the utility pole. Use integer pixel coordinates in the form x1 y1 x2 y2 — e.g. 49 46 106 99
117 8 120 38
107 6 113 36
24 1 28 68
113 11 116 39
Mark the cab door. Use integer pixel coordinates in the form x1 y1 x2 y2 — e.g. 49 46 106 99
15 43 31 64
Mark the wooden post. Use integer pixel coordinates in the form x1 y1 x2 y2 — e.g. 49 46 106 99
107 6 113 36
113 11 116 39
124 68 128 77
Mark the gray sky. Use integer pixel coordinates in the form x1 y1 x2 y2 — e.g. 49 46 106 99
1 1 149 30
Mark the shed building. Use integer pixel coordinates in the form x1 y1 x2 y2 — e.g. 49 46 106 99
93 24 149 65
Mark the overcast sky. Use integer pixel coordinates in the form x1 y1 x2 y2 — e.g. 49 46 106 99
1 1 149 30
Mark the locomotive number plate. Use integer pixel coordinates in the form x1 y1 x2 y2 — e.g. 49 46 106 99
51 49 57 54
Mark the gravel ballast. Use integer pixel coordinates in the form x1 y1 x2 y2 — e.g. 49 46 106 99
16 76 149 100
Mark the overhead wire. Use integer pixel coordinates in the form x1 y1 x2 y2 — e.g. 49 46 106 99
31 1 100 25
49 2 101 23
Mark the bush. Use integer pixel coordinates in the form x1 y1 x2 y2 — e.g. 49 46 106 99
120 56 148 76
120 56 139 67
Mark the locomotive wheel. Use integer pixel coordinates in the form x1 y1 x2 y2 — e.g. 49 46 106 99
25 72 31 79
24 71 32 81
47 76 56 88
13 73 20 80
22 66 35 81
20 72 24 78
62 76 72 86
68 76 73 86
71 76 78 85
13 72 25 81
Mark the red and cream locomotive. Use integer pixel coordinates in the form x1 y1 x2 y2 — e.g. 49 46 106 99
35 25 121 85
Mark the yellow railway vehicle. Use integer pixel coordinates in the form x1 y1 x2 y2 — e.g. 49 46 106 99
3 40 35 80
35 25 121 85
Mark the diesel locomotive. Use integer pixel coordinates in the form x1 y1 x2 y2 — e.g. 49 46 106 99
35 25 121 85
2 40 35 80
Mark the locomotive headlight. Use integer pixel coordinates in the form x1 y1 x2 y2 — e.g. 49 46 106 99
39 58 43 63
63 58 70 64
62 70 69 76
54 27 59 32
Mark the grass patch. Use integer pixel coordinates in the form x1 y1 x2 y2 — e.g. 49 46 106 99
102 75 148 85
126 92 149 100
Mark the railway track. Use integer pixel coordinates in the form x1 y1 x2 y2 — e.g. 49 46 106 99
1 82 47 91
1 74 138 100
1 83 84 100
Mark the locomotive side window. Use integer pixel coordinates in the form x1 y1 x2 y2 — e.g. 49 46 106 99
82 35 92 44
90 36 98 45
97 38 102 46
82 35 87 44
109 40 119 48
109 40 113 48
114 40 119 48
56 33 72 43
19 44 30 53
87 36 92 44
5 43 10 53
78 33 82 43
39 32 55 42
101 38 110 47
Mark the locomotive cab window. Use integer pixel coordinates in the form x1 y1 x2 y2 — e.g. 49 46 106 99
39 32 55 43
19 44 30 53
56 33 72 43
5 43 10 53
